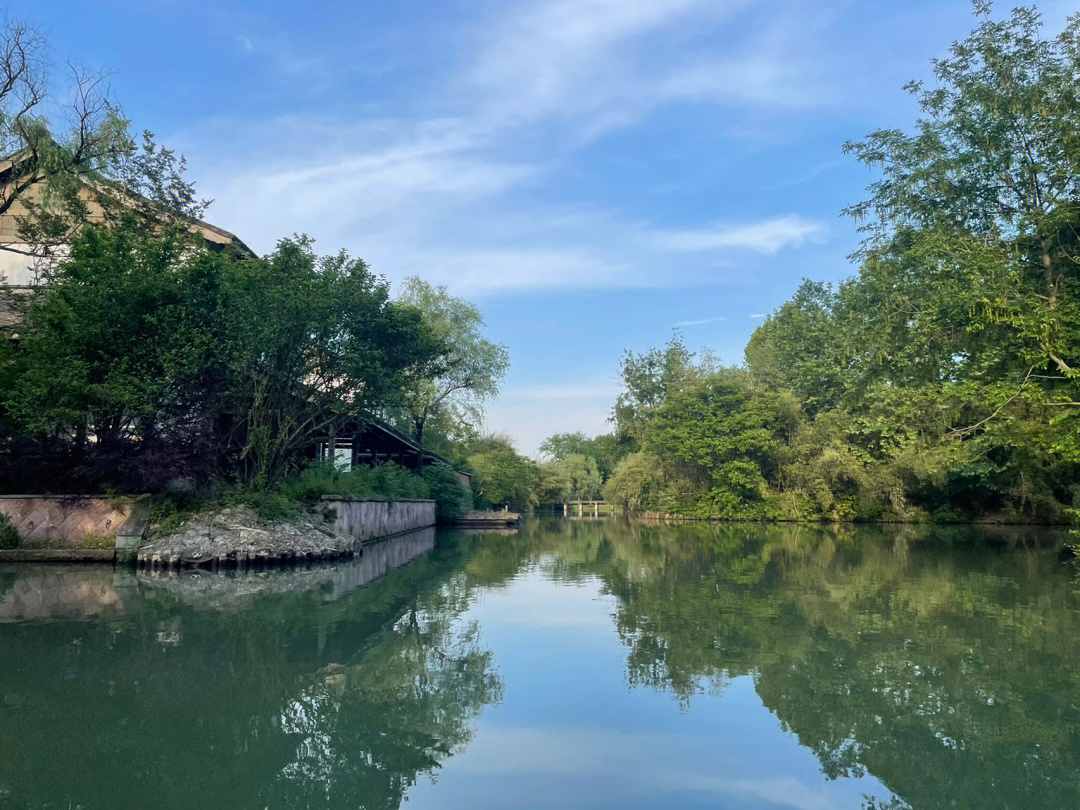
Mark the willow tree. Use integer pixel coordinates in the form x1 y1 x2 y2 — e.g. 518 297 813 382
395 277 509 469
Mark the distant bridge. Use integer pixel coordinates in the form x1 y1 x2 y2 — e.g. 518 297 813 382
560 501 619 518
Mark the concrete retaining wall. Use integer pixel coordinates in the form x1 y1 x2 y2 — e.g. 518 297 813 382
322 498 436 543
0 495 137 545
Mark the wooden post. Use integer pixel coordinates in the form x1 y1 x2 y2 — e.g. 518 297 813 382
563 503 568 517
594 502 599 518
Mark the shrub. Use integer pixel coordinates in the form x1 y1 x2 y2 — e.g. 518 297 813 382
423 463 472 523
0 514 20 549
278 462 430 503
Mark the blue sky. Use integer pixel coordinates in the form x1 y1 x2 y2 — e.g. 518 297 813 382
17 0 1079 452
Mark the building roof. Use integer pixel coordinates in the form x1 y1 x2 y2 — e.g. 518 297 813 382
0 148 255 258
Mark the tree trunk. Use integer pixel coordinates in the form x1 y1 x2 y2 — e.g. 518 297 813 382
414 419 425 472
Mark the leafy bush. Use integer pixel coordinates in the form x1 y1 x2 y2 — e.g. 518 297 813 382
423 463 472 523
278 462 430 503
0 514 20 549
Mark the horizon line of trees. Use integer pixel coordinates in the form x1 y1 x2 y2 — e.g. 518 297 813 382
542 3 1080 525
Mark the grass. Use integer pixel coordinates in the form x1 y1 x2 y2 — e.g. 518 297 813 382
0 514 20 549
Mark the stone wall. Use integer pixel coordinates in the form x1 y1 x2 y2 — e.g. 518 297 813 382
322 498 436 543
0 496 137 545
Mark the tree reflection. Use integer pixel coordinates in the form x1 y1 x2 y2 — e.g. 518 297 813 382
0 537 502 810
2 522 1078 810
514 519 1080 810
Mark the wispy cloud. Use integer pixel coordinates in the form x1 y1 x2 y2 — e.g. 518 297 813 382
675 316 727 327
466 0 833 134
653 214 826 255
192 117 824 296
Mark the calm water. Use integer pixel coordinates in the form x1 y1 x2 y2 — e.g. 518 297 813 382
1 519 1078 810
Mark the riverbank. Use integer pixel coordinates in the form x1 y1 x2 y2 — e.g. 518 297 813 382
137 505 357 569
137 497 437 570
629 510 1075 527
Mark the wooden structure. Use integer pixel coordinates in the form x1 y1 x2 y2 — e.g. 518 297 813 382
454 510 520 529
310 416 471 487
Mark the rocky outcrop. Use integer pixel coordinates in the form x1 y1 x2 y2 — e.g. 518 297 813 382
136 498 438 571
136 506 357 570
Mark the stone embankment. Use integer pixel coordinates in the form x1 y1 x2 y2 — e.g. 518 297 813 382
136 506 354 570
136 498 437 571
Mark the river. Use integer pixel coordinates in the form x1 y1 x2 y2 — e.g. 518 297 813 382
0 519 1077 809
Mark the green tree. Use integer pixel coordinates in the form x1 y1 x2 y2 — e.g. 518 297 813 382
395 278 509 470
842 3 1080 415
215 241 438 486
0 20 206 270
603 451 661 512
540 431 623 481
466 435 539 512
2 229 439 490
557 452 603 500
534 462 571 506
614 333 701 447
642 368 801 518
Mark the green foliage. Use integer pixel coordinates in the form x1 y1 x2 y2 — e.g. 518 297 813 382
534 463 571 506
393 277 509 469
0 514 20 549
540 431 624 481
614 333 702 447
612 5 1080 524
278 462 429 504
557 453 603 501
212 241 440 486
212 462 431 522
603 451 661 513
466 435 539 512
3 227 441 490
423 463 473 523
641 368 799 519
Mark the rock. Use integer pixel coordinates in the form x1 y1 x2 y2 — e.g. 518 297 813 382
139 505 358 570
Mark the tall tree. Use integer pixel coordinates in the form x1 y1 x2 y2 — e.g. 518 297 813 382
842 2 1080 412
396 277 509 469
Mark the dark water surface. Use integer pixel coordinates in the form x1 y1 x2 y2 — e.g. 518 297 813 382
1 519 1078 809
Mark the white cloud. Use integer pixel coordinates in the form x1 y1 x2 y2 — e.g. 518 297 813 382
653 214 825 255
675 316 727 327
466 0 831 133
190 116 822 298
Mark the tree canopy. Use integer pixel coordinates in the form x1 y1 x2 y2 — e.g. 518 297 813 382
394 277 509 469
603 3 1080 524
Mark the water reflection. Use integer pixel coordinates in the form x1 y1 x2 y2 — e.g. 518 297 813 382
0 520 1077 809
0 530 499 810
0 566 125 621
459 520 1080 809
